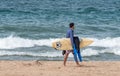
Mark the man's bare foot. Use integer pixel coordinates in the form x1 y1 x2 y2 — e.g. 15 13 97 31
77 64 84 67
63 63 66 66
76 64 81 67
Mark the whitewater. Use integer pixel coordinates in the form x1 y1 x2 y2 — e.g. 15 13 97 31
0 35 119 60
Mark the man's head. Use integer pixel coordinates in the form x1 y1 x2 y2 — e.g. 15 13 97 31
69 23 74 29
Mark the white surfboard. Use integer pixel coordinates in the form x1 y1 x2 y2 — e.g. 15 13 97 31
52 38 93 50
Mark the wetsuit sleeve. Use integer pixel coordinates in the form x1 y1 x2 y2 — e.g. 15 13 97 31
70 30 74 48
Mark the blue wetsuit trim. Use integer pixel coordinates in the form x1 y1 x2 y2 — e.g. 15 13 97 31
77 49 82 62
74 44 82 62
73 45 78 62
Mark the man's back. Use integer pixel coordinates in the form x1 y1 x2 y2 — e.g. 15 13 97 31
66 29 74 47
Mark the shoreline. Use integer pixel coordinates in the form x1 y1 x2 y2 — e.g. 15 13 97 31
0 61 120 76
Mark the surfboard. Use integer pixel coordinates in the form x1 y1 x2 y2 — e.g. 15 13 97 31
52 38 93 50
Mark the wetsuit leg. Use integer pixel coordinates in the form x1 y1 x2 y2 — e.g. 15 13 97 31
77 50 82 62
74 37 82 62
73 45 78 62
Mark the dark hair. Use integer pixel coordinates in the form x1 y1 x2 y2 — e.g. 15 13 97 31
69 23 74 28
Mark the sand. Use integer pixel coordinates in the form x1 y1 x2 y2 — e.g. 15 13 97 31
0 61 120 76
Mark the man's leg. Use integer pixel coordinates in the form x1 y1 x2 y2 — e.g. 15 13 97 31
72 52 80 66
63 52 69 66
77 50 82 62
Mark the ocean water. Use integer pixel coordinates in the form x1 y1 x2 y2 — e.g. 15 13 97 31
0 0 120 61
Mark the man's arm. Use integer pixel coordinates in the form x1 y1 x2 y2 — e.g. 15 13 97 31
70 30 74 48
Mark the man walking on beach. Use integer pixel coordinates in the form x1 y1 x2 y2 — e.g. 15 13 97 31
62 23 82 66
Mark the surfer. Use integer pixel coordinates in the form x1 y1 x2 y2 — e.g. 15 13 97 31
62 23 81 66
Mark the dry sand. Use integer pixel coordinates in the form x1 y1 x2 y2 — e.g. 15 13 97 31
0 61 120 76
